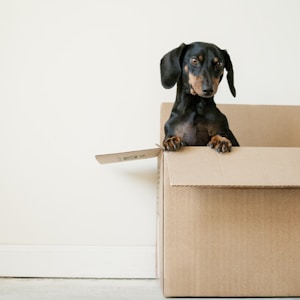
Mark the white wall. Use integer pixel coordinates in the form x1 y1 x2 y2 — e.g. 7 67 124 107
0 0 300 278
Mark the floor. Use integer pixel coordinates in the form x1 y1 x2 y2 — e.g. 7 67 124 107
0 278 297 300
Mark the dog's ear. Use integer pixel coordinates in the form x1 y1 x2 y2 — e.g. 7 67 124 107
222 50 236 97
160 43 186 89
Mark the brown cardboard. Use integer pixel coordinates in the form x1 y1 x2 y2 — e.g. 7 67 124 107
96 103 300 297
95 148 161 164
166 146 300 187
162 182 300 297
160 103 300 297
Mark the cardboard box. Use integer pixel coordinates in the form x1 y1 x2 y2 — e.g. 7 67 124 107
96 103 300 297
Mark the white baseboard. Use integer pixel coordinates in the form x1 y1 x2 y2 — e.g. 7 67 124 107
0 245 156 278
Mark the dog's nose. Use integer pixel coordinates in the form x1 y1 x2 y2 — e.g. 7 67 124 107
203 88 213 96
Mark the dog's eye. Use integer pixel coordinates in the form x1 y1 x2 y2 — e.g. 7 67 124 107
190 57 199 66
215 62 223 71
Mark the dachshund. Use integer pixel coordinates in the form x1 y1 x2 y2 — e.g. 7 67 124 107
160 42 239 153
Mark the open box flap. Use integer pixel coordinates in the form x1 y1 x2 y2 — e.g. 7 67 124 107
166 147 300 188
95 147 161 164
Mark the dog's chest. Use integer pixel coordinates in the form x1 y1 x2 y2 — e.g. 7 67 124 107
174 115 211 146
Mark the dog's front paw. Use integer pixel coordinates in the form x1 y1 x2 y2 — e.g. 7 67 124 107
208 135 232 153
163 136 185 151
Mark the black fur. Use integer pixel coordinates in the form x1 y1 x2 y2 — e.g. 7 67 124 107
161 41 239 153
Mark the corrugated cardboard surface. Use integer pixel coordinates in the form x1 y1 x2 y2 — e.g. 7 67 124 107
163 178 300 296
160 103 300 297
95 148 160 164
165 146 300 187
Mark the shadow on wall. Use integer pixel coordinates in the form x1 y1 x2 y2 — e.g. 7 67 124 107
120 164 158 189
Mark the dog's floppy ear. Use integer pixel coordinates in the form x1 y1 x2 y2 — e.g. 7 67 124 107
160 43 186 89
222 50 236 97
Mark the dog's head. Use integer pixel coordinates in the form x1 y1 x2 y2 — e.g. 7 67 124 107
160 42 236 98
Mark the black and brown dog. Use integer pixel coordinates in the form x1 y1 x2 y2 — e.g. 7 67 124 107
160 42 239 153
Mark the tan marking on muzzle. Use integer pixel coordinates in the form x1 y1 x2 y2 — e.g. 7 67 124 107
188 72 204 96
188 71 223 97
